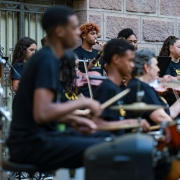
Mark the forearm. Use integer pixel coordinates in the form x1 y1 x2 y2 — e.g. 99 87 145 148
34 99 89 123
58 114 80 124
170 99 180 119
94 118 139 126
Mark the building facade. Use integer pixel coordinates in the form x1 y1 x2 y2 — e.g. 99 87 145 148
0 0 180 109
74 0 180 54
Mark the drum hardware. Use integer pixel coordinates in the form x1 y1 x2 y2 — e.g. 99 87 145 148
177 125 180 133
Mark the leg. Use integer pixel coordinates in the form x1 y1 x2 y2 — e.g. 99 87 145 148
9 134 103 171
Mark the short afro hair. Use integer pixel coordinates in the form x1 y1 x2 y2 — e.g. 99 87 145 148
79 23 100 38
117 28 137 39
41 6 74 35
102 39 135 64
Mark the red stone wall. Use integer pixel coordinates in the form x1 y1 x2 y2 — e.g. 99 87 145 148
73 0 180 54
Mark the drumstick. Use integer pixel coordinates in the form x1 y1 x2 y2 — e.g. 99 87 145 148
101 88 130 109
132 124 160 132
150 125 160 131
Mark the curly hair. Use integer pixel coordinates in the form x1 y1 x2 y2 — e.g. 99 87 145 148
10 37 37 78
60 50 78 96
79 23 100 38
117 28 137 39
159 36 179 56
132 49 156 77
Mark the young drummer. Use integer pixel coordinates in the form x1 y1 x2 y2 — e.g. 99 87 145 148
93 39 149 132
6 6 149 171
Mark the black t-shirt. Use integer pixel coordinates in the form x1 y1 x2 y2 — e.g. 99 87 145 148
164 60 180 106
73 46 104 97
7 46 61 146
12 63 24 80
59 81 79 102
73 46 104 75
124 78 170 125
94 79 124 121
164 60 180 76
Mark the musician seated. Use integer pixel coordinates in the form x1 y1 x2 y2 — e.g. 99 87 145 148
124 49 180 125
93 39 150 133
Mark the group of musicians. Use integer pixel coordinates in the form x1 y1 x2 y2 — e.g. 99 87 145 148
5 5 180 180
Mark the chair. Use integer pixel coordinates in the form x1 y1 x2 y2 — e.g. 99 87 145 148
2 158 46 180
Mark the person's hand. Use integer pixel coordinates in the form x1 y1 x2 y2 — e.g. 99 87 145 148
82 98 103 117
71 115 97 134
83 109 91 116
98 41 106 52
163 75 177 82
140 119 150 132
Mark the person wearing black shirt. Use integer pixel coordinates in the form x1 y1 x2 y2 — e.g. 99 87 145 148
160 36 180 78
117 28 138 50
159 36 180 106
124 49 180 126
117 28 138 86
93 39 150 132
10 37 37 92
6 6 107 171
73 22 105 97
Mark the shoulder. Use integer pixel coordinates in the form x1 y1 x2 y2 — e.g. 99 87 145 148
92 48 98 53
73 46 81 53
96 79 119 92
13 62 23 69
31 47 58 64
128 78 154 93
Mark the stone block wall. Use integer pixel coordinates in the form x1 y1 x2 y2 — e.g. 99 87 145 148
73 0 180 55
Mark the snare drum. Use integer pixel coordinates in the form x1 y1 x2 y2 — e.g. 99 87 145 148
162 120 180 152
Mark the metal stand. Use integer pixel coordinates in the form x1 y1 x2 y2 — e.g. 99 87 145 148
0 57 12 180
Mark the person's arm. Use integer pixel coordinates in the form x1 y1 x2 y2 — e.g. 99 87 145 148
33 88 102 124
58 114 97 134
169 99 180 119
12 79 20 92
87 42 105 70
92 118 150 132
149 108 172 124
11 64 22 92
